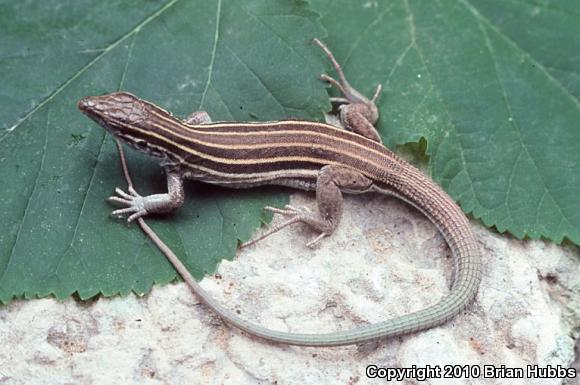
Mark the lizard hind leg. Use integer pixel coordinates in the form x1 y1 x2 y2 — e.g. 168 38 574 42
241 166 373 248
313 38 382 143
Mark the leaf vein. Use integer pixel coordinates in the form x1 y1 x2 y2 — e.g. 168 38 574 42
0 105 51 286
343 3 396 64
0 0 180 143
199 0 222 110
461 0 580 112
211 83 235 120
223 43 286 114
53 133 109 280
403 0 478 205
119 32 139 90
468 2 573 232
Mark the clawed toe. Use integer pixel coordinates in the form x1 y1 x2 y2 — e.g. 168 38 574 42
306 232 328 248
264 205 310 216
108 196 132 206
111 207 137 216
319 74 335 83
113 187 134 200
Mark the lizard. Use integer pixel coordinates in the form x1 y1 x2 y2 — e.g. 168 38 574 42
77 38 481 347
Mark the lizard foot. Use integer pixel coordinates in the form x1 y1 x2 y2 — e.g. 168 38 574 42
312 38 382 142
107 187 148 222
240 205 330 249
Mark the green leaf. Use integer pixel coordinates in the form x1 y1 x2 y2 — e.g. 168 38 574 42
0 0 327 303
312 0 580 243
3 0 579 305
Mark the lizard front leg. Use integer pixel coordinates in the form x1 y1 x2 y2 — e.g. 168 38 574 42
108 107 210 222
313 38 382 143
108 170 185 222
184 111 212 125
242 165 374 248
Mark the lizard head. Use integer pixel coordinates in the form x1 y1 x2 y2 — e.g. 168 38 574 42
78 92 173 159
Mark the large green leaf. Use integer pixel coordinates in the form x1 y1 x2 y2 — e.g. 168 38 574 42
0 0 327 303
312 0 580 243
2 0 579 305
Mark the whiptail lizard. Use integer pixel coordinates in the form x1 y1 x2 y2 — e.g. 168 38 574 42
77 39 481 347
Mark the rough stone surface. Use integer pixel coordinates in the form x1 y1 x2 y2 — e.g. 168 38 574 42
1 192 578 385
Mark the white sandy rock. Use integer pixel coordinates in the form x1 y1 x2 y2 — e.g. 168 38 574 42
0 192 578 385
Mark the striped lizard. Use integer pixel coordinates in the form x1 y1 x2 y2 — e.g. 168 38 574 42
77 39 481 347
